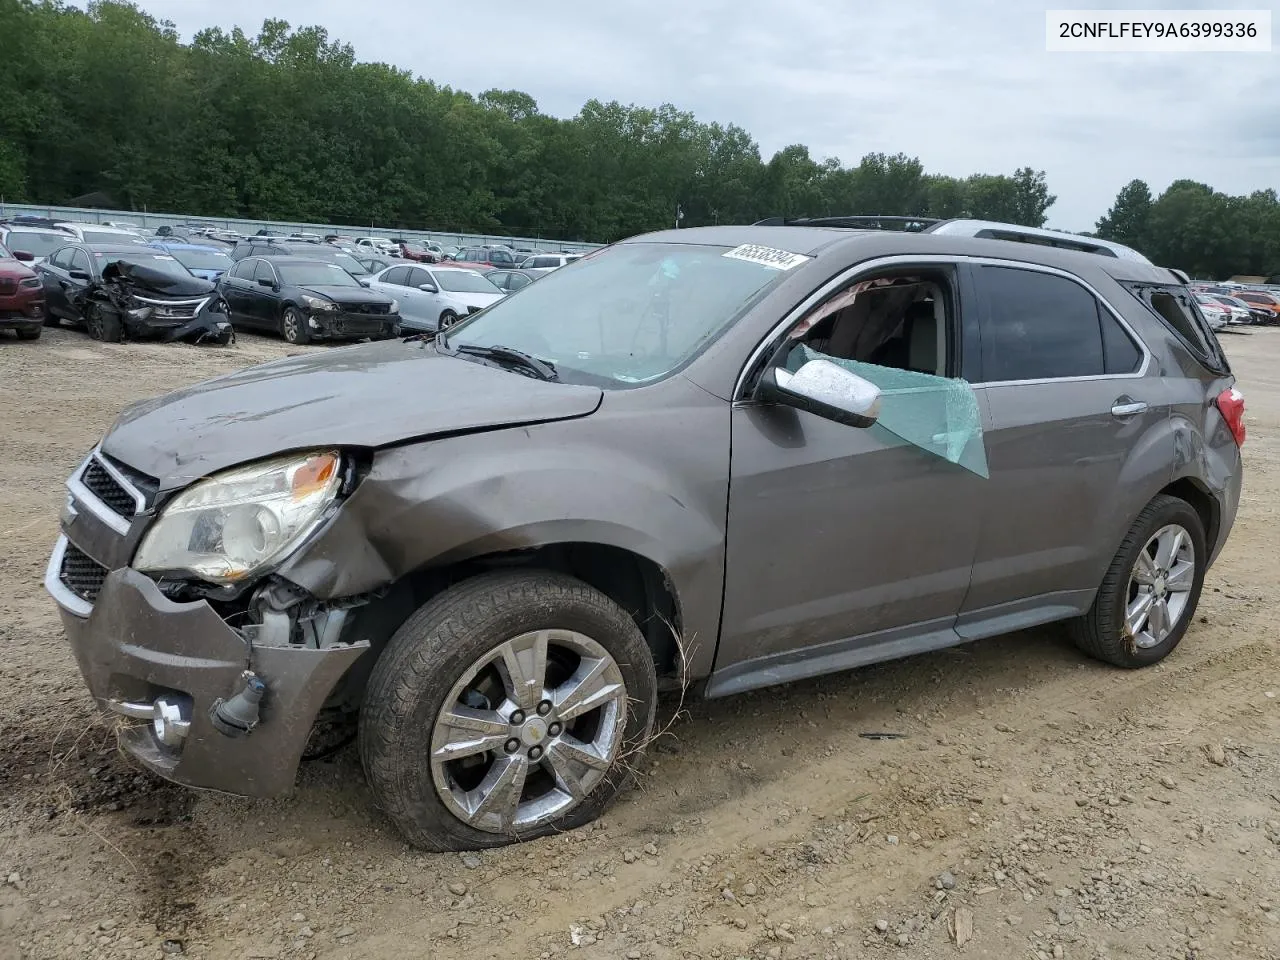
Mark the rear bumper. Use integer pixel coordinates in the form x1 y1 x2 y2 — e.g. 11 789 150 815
47 538 367 797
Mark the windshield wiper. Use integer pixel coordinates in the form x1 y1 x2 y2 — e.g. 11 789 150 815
451 343 559 381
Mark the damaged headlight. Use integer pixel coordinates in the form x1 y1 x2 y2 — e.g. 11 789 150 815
134 450 342 584
128 306 155 322
389 299 400 314
300 294 338 312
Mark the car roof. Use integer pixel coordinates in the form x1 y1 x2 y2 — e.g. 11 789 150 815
81 242 166 254
621 225 1182 286
3 225 68 234
257 257 353 267
62 222 138 234
154 241 228 252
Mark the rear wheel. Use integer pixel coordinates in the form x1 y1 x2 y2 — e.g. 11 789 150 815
1070 494 1206 668
359 570 658 850
280 306 310 345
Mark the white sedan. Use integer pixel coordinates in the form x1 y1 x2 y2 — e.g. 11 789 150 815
366 264 505 332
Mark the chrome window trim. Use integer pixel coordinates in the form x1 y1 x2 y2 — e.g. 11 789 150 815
65 448 145 536
44 534 93 618
133 295 212 318
732 254 1152 402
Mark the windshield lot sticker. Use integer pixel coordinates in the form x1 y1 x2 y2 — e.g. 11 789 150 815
723 244 810 271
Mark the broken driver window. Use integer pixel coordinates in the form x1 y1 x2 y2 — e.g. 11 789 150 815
781 272 989 478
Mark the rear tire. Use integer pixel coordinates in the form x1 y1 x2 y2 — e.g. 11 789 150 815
359 570 658 851
1069 494 1206 668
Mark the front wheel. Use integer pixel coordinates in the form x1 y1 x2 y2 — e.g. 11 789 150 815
84 303 122 343
280 306 310 344
438 309 458 330
1069 494 1206 668
16 326 41 340
359 570 658 850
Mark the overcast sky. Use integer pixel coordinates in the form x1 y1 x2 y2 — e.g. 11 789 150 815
122 0 1276 230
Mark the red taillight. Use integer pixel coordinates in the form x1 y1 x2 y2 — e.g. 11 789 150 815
1216 386 1245 446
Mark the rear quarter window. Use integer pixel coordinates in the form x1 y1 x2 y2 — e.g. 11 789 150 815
1121 282 1229 374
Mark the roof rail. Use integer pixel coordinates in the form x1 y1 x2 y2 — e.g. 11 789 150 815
754 215 940 231
924 219 1153 265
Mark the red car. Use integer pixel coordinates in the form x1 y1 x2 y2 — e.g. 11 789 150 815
0 241 46 340
396 239 440 263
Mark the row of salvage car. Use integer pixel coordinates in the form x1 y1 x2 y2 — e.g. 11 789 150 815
0 218 571 346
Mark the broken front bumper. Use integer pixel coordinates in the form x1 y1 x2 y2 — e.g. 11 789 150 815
46 455 367 797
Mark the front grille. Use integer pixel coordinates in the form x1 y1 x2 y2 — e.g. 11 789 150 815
60 541 108 606
135 297 207 320
81 458 136 520
0 278 16 296
341 302 391 316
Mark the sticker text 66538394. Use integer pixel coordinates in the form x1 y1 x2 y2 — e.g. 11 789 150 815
722 243 811 271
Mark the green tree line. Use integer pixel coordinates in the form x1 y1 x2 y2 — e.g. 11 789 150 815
0 0 1056 241
1094 179 1280 280
1 0 1276 279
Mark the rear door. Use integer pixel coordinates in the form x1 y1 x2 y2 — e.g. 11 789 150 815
959 263 1169 631
40 247 76 319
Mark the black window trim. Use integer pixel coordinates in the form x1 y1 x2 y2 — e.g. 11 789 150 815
971 261 1149 387
1120 279 1229 376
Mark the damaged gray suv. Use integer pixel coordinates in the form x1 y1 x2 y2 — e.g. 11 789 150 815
47 217 1244 850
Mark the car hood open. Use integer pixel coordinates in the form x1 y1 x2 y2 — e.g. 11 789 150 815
101 340 603 489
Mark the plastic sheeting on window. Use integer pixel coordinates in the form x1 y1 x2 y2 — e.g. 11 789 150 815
787 344 989 478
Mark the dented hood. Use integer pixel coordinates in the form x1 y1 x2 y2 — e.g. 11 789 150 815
101 340 603 488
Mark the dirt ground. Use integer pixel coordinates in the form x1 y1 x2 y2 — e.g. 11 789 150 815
1 326 1278 960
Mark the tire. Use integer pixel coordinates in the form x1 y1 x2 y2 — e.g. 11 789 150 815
1069 494 1206 668
359 569 658 851
16 326 41 340
438 310 458 330
280 306 310 345
84 304 122 343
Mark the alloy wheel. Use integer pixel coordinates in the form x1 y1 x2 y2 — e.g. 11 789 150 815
1125 523 1196 649
429 629 627 834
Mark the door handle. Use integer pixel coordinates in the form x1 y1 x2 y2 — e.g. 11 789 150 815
1111 399 1148 418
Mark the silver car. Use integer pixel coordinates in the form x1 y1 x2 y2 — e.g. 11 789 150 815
366 264 505 331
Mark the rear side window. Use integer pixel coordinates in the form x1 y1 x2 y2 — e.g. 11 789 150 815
1122 282 1229 374
976 266 1107 382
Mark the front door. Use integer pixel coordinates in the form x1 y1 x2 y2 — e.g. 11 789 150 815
713 262 988 696
957 263 1171 630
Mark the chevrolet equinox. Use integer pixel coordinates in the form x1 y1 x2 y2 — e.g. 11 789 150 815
47 218 1244 850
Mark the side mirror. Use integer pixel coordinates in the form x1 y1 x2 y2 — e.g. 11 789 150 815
759 358 881 428
418 282 438 293
358 279 371 288
256 277 275 288
69 269 90 281
12 250 34 262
